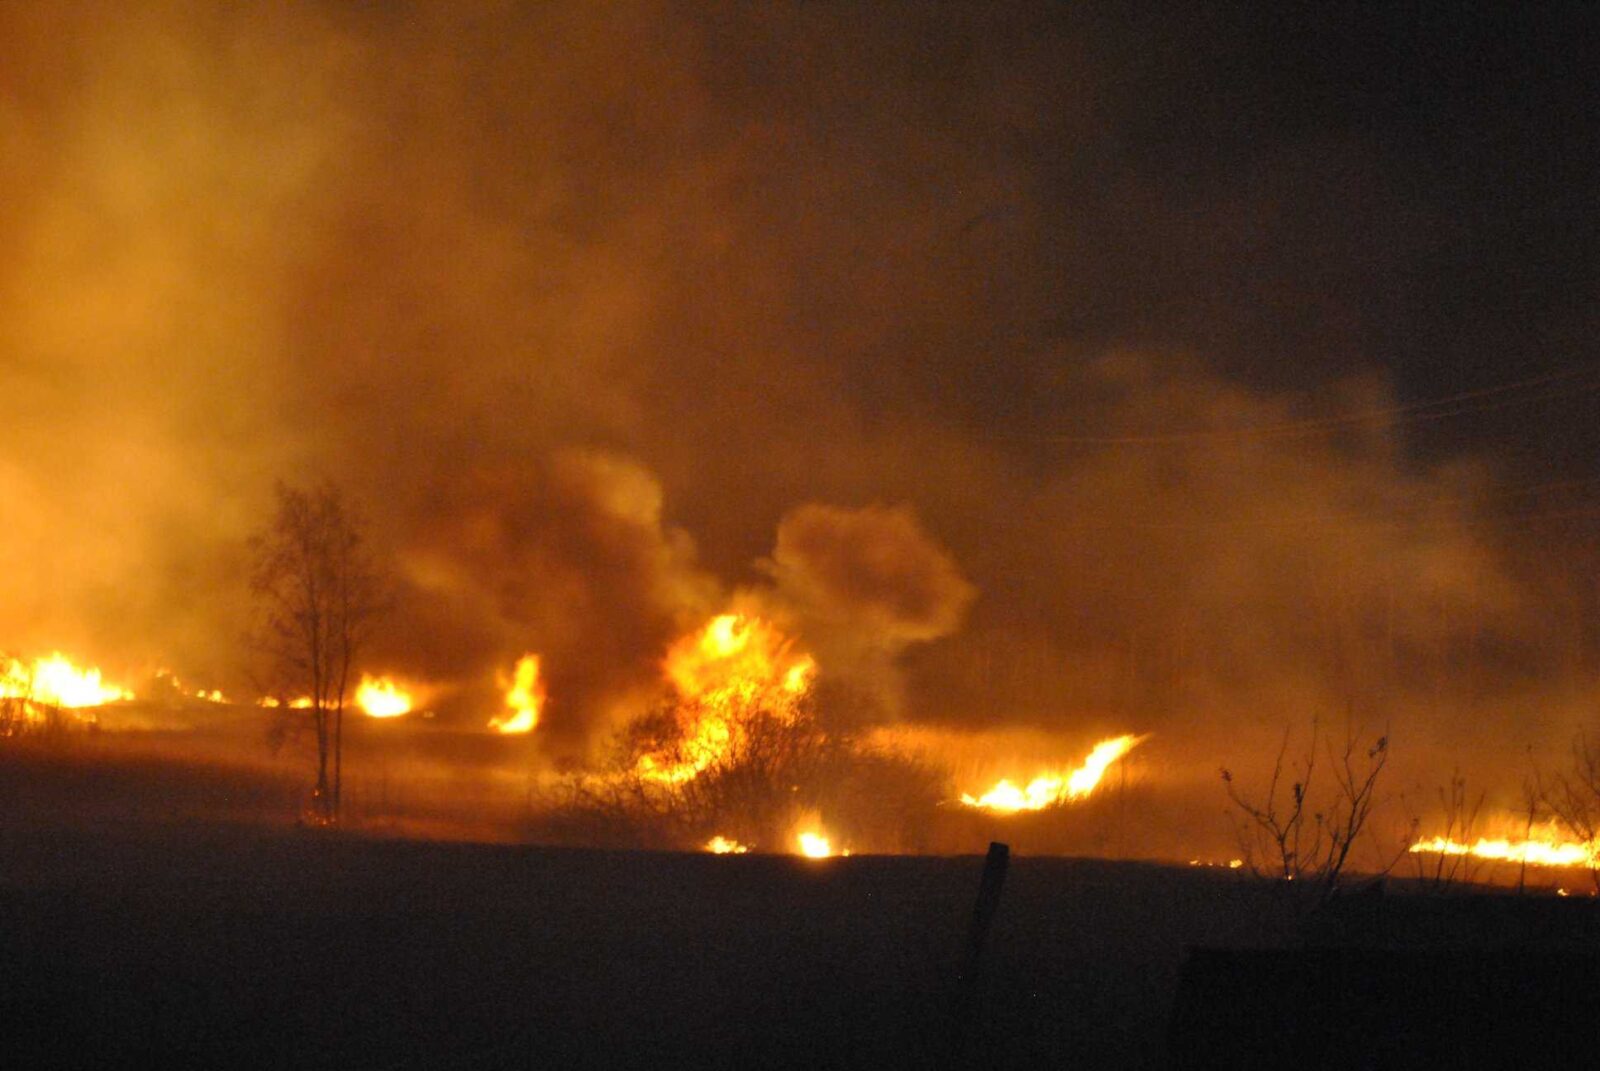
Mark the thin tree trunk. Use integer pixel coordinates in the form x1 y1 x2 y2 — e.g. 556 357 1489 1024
334 705 343 823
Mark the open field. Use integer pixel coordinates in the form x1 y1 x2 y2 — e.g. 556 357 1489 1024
6 741 1599 1068
1 822 1298 1070
0 742 1301 1071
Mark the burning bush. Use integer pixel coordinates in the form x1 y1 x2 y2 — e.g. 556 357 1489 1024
541 695 947 855
536 613 947 853
0 693 77 739
1221 718 1393 905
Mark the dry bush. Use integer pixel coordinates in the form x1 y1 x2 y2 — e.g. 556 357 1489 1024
1221 718 1392 906
0 694 31 738
1402 767 1487 891
0 690 86 743
1540 731 1600 893
537 699 947 853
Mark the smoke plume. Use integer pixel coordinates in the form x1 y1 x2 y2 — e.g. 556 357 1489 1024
1 3 1596 806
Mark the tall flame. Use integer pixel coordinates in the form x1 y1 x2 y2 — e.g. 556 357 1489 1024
662 613 816 707
960 733 1148 812
638 613 816 784
489 654 544 734
1 653 133 709
355 675 412 718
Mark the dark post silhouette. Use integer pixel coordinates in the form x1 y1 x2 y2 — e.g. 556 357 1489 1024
950 840 1010 1064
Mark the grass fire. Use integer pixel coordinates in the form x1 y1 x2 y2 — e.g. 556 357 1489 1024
3 4 1598 1067
959 734 1148 813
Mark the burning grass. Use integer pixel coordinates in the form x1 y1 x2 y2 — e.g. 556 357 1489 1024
958 734 1149 813
0 626 1163 862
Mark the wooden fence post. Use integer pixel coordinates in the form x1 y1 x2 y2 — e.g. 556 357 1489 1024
950 841 1010 1064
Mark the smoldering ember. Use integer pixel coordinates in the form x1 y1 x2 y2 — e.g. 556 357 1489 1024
3 5 1600 1068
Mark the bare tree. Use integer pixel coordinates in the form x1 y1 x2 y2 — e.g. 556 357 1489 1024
1221 718 1392 906
1403 766 1486 891
1540 731 1600 893
250 482 382 825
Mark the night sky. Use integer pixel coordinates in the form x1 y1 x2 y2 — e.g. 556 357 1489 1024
2 3 1597 774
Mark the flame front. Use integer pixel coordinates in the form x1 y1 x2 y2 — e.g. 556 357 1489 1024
1409 832 1599 869
355 675 412 718
960 733 1147 812
638 613 816 783
705 835 749 854
489 654 544 734
1 653 133 709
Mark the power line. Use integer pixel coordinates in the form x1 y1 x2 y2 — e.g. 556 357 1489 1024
1025 362 1600 446
1027 501 1600 535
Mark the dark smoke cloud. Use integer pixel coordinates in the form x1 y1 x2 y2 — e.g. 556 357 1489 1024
764 502 975 721
1 3 1596 792
770 502 975 645
381 449 720 757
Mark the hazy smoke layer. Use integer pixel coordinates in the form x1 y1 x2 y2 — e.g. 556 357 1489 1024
2 3 1596 789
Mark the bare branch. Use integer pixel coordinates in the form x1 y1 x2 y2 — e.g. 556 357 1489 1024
249 481 385 825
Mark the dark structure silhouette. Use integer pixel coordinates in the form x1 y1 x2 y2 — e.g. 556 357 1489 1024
1168 894 1600 1067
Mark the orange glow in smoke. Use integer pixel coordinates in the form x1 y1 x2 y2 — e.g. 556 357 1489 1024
638 613 816 784
355 675 412 718
489 654 544 734
258 696 315 709
154 670 227 703
796 831 835 858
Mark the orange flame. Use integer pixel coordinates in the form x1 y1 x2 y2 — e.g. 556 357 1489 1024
960 733 1148 812
1 653 133 709
154 670 227 703
638 613 816 783
662 613 816 706
796 831 834 858
705 835 750 854
489 654 544 734
1409 832 1599 869
259 696 314 709
355 675 412 718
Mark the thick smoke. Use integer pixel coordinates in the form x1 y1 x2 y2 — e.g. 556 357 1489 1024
384 448 721 758
765 502 976 722
1 4 1596 805
769 503 976 646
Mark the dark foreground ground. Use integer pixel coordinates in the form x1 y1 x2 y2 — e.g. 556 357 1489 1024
6 740 1597 1069
0 817 1303 1070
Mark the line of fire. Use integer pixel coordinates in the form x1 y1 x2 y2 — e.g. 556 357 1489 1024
8 568 1600 892
3 608 1159 862
6 5 1600 1067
